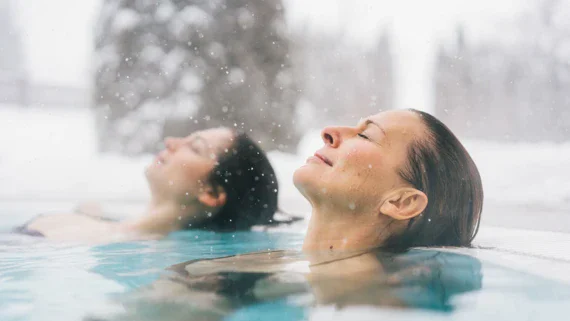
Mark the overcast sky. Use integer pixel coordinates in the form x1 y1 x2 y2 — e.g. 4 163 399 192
12 0 529 111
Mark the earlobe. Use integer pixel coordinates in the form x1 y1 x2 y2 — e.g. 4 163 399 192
379 188 428 221
198 186 227 208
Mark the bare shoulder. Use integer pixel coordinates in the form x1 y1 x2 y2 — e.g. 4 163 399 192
26 213 79 230
26 213 118 240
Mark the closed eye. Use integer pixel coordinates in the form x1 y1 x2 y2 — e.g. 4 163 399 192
358 132 381 146
188 141 204 155
358 133 370 140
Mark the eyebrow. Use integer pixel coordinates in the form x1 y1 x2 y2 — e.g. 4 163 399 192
364 119 387 136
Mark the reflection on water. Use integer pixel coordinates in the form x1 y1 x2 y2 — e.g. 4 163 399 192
0 230 303 321
96 249 482 321
3 229 570 321
0 235 125 321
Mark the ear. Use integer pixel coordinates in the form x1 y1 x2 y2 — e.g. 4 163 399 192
197 185 227 208
379 188 428 221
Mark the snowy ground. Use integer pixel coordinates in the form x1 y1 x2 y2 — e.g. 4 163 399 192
1 106 570 233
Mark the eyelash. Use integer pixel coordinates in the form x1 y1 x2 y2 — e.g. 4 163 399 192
189 142 201 154
358 133 370 140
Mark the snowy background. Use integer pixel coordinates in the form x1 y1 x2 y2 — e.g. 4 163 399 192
1 0 570 233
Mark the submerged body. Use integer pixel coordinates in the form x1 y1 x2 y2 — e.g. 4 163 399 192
98 248 482 320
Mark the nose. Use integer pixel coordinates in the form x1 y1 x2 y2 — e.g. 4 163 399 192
321 126 353 148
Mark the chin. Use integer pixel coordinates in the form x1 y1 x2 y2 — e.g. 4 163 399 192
144 164 157 179
144 164 165 186
293 165 320 198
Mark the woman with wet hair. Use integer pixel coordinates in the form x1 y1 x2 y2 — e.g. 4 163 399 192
14 128 280 242
295 108 483 252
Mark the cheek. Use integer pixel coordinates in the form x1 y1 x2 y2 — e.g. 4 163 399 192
169 160 212 187
338 146 398 196
339 145 382 176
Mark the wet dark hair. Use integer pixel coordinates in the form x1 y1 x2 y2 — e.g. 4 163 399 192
383 109 483 251
195 132 279 231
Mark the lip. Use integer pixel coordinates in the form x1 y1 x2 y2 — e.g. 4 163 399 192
314 151 333 166
155 152 167 165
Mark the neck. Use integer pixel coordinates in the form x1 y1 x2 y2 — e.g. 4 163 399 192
122 197 200 236
302 206 391 253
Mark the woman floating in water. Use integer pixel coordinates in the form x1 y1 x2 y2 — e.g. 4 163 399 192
14 128 280 242
95 109 484 320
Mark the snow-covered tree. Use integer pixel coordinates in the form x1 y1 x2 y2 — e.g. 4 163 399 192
435 0 570 142
93 0 299 154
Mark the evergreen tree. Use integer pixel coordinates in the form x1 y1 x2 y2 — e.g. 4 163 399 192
93 0 299 154
434 0 570 142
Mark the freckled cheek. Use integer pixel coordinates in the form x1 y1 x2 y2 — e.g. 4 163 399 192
339 148 382 176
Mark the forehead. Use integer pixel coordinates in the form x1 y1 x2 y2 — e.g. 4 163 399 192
368 110 426 144
187 127 234 147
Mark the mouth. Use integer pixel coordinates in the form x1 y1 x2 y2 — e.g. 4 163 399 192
314 152 333 166
154 152 167 165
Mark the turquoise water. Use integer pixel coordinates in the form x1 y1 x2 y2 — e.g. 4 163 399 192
0 229 304 321
2 214 570 320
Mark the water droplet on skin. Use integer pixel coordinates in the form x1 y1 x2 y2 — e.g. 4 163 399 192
368 164 372 169
210 153 216 159
348 202 356 210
